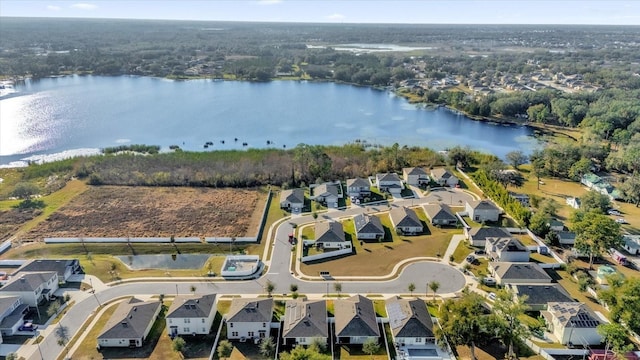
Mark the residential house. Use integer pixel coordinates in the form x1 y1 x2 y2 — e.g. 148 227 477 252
312 183 341 208
547 219 565 232
280 189 305 212
13 259 81 284
226 298 273 341
430 168 458 187
389 207 423 235
334 295 380 344
488 262 552 285
485 238 530 262
581 173 622 200
282 299 328 346
557 231 576 246
375 173 404 194
0 272 59 307
623 235 640 255
403 167 429 186
466 227 511 247
0 296 29 337
542 302 602 346
386 296 436 347
166 294 217 337
506 284 574 311
353 214 385 241
315 222 348 249
423 204 457 226
509 192 529 207
97 297 162 348
566 197 581 210
346 178 371 199
465 200 500 223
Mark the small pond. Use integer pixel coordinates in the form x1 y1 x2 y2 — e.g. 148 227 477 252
116 254 211 270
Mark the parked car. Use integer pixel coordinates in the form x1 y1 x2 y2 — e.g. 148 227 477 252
466 255 476 264
487 292 497 301
482 277 497 286
615 218 628 224
19 321 38 332
474 249 485 255
607 209 621 216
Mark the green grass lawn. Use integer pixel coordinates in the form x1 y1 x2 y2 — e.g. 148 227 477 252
451 240 474 263
338 344 387 360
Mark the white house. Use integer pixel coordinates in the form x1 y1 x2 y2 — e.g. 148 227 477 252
280 189 305 212
623 235 640 255
375 173 404 194
488 262 552 285
282 299 328 346
386 296 436 347
226 298 273 341
465 200 500 223
402 167 429 186
389 207 423 235
0 296 29 337
334 295 379 344
315 221 348 249
566 197 581 210
13 259 81 284
0 272 59 307
166 294 217 337
547 219 565 232
423 203 457 226
346 178 371 199
485 237 530 262
312 183 341 208
97 297 161 348
542 302 602 346
466 227 512 247
353 214 385 241
430 168 458 187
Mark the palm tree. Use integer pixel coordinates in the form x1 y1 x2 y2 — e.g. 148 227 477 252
408 283 416 296
265 280 276 297
333 282 342 297
429 281 440 302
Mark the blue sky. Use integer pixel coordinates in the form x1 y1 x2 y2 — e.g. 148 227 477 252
1 0 639 25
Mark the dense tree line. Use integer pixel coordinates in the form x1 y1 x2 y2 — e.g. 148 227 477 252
470 169 531 226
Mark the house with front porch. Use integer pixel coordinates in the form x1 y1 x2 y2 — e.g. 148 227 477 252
97 297 161 348
375 173 404 194
334 295 379 344
353 214 385 241
430 168 458 187
166 294 217 337
226 298 273 341
346 178 371 199
465 200 500 223
282 299 328 346
280 189 305 212
389 207 423 235
0 272 58 307
403 167 429 186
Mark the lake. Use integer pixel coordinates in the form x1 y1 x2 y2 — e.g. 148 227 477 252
0 75 538 166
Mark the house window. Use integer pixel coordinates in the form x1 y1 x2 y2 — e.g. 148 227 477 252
232 331 238 337
183 327 190 332
202 318 205 323
184 318 190 323
169 319 172 324
248 331 254 337
229 323 233 328
263 323 266 328
416 337 422 343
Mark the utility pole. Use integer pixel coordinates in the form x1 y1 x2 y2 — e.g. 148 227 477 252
89 277 101 307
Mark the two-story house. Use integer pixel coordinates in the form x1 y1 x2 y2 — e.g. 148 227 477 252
465 200 500 223
13 259 81 284
226 298 273 341
375 173 404 194
346 178 371 199
402 167 429 186
0 272 59 307
0 296 29 337
166 294 217 337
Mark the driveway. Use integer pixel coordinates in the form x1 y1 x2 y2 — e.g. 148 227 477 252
423 188 475 207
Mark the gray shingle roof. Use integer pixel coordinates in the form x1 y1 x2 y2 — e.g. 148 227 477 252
386 297 434 339
98 298 161 340
315 222 346 243
353 214 384 236
14 259 79 279
167 294 216 319
431 168 453 180
314 183 339 198
0 296 21 317
508 284 574 307
423 204 457 222
467 200 499 211
227 298 273 323
468 227 511 241
376 173 402 182
334 295 379 338
488 238 527 252
0 272 57 292
280 189 305 204
282 299 328 339
346 178 370 188
490 262 552 282
546 302 600 328
0 303 28 330
403 167 427 176
389 207 422 228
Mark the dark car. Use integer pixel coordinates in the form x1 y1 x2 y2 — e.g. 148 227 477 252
19 321 38 332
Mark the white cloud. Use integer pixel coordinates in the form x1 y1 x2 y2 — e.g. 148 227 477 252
47 5 61 11
327 13 345 20
71 3 97 10
257 0 282 5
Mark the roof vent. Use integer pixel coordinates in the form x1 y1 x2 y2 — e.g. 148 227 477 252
122 322 128 327
133 307 137 311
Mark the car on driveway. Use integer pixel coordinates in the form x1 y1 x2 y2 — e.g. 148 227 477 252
607 209 621 216
615 218 628 224
487 292 497 301
19 321 38 332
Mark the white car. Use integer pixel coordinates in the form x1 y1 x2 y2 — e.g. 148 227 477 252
487 292 497 301
615 218 628 224
607 209 621 216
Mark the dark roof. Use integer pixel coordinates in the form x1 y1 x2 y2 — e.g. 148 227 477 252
389 207 422 228
14 259 79 279
0 303 28 330
490 262 552 282
488 237 527 253
0 272 57 292
386 297 434 338
227 298 273 323
167 294 217 319
468 227 511 240
508 284 573 306
403 167 427 176
280 189 305 204
353 214 384 235
282 299 328 339
376 173 402 182
315 222 346 243
423 204 457 222
546 302 601 328
0 296 21 317
98 298 161 340
467 200 499 211
431 168 454 180
334 295 379 338
346 178 370 188
314 183 339 198
557 231 576 241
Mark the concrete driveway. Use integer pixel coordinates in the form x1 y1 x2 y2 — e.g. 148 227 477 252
423 188 476 207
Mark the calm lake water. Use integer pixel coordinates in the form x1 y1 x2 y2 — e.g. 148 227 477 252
0 75 538 166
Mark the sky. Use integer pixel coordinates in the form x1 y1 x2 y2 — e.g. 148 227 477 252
1 0 639 25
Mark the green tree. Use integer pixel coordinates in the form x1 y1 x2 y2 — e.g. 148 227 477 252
598 277 640 335
429 281 440 302
529 211 550 237
290 283 298 293
172 336 186 353
217 339 234 359
505 151 528 170
580 190 612 213
259 337 276 357
619 175 640 207
571 211 623 268
5 353 16 360
493 289 530 359
530 155 546 190
265 280 276 297
597 323 633 358
568 158 592 181
408 283 416 296
362 338 381 359
280 345 332 360
334 282 342 297
47 301 60 318
10 182 40 200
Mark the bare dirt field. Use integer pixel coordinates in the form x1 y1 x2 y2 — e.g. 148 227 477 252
23 186 266 241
